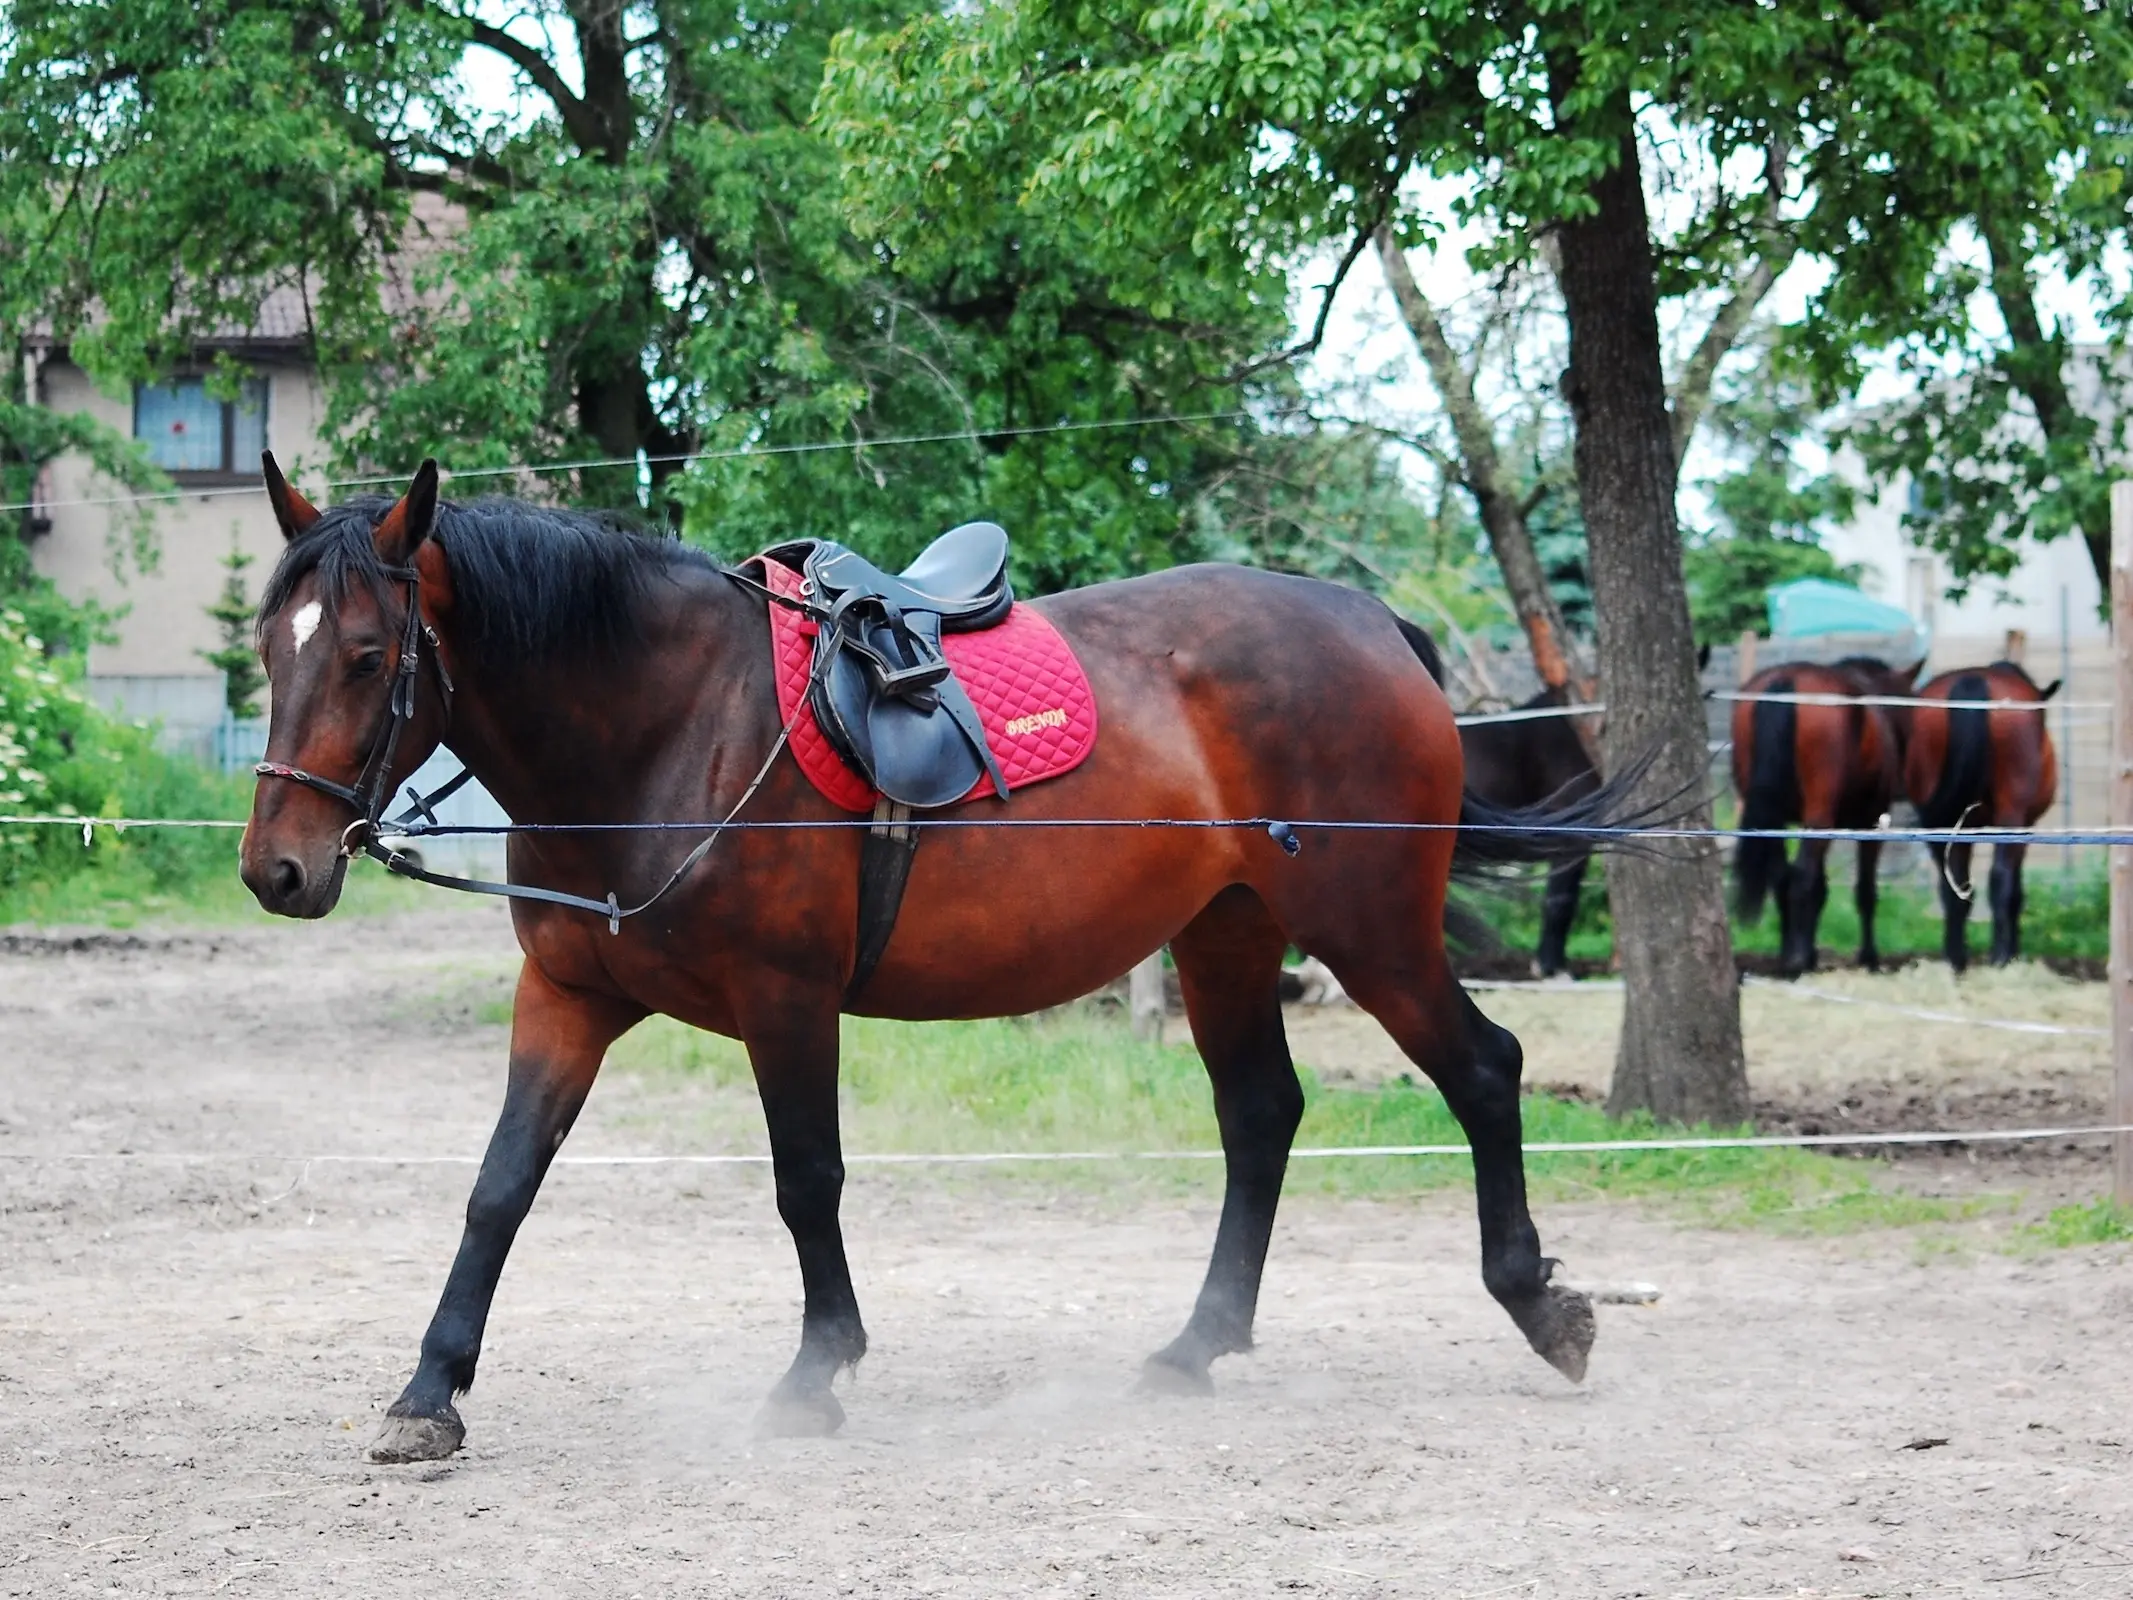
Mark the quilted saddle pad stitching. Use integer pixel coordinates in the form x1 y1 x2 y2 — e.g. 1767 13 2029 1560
758 556 1099 813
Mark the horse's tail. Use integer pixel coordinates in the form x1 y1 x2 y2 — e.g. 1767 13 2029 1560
1392 616 1663 876
1918 671 1993 829
1734 684 1798 922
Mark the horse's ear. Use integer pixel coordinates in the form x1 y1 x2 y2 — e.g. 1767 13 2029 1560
262 451 321 542
371 459 440 566
1904 658 1927 687
1697 642 1712 672
2039 677 2063 701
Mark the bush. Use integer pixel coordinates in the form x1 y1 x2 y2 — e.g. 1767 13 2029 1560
0 602 247 906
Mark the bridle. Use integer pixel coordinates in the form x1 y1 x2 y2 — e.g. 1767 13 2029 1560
249 562 798 933
253 563 455 863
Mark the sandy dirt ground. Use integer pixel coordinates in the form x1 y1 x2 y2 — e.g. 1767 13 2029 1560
4 906 2132 1598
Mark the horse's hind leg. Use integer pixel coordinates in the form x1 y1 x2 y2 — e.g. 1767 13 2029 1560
1339 954 1593 1383
1783 836 1832 974
1988 842 2028 965
1932 841 1976 973
1855 839 1884 971
1535 853 1589 978
1142 887 1302 1395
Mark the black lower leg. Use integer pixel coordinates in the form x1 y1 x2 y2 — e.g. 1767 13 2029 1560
1435 990 1591 1381
1989 844 2026 965
1146 1030 1302 1389
1145 892 1298 1393
1535 855 1589 978
1855 839 1883 970
1783 840 1829 974
749 1003 866 1434
1935 843 1975 972
375 967 636 1463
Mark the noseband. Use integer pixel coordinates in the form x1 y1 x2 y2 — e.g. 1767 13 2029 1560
253 564 455 860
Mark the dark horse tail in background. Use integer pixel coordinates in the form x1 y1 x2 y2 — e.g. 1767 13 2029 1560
239 460 1656 1465
1905 663 2059 969
1451 680 1601 977
1731 658 1918 973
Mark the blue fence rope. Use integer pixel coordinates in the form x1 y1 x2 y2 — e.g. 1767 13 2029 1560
4 813 2131 848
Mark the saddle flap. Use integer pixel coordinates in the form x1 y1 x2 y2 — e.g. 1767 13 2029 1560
812 628 987 809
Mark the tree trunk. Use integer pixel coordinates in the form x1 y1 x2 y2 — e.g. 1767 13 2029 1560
1554 124 1748 1126
1374 229 1593 727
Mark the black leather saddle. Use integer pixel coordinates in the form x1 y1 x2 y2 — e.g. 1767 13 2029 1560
763 522 1015 809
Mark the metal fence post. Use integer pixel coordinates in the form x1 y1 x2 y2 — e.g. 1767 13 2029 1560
2110 481 2133 1208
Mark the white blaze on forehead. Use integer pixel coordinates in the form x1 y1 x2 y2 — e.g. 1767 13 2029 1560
289 600 323 656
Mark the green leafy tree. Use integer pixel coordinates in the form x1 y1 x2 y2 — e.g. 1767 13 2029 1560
1684 353 1860 646
823 0 2127 1120
1 0 1320 587
1790 31 2133 596
199 535 266 719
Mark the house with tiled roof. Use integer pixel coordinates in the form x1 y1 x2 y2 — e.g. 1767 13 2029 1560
22 196 456 753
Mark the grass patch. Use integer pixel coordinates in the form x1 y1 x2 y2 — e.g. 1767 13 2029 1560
0 836 432 927
1468 858 2107 968
2021 1200 2133 1248
610 1008 1996 1234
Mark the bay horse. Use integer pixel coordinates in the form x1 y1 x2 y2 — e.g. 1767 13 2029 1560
1459 688 1600 977
1904 662 2059 970
1731 658 1919 973
239 460 1637 1464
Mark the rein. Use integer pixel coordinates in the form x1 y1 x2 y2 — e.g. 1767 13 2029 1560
253 564 805 935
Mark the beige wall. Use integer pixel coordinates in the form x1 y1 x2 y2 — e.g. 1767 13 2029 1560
29 356 330 684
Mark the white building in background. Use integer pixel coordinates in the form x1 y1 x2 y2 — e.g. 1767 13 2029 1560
21 224 506 873
27 330 330 740
1824 470 2108 654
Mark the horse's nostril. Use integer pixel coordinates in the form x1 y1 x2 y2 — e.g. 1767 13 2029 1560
271 858 306 902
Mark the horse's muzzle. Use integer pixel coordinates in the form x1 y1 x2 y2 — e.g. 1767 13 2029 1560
239 838 348 919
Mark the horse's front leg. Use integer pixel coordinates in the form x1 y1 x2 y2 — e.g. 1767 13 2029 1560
370 962 643 1464
740 986 866 1437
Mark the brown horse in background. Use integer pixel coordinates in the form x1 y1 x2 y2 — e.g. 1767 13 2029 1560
1732 658 1919 973
1905 663 2059 970
238 460 1642 1464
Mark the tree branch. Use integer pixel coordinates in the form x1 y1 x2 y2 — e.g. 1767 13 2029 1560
458 16 606 154
1669 141 1797 468
1374 224 1592 711
1216 211 1380 385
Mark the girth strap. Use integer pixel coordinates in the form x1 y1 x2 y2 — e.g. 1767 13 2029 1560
847 799 918 1004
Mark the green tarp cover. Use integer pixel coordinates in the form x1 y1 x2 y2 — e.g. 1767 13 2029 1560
1766 578 1923 643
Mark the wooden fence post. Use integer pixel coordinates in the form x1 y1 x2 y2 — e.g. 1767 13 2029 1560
2110 480 2133 1208
1129 951 1167 1044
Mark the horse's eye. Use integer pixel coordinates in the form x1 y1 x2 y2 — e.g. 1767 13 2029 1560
350 651 386 681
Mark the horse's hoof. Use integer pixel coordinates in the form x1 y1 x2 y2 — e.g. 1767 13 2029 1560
1137 1350 1216 1398
367 1407 465 1464
1502 1283 1595 1384
755 1389 846 1439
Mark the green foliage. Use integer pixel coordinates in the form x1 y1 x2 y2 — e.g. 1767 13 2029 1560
2023 1201 2133 1248
1682 349 1860 645
0 600 248 898
4 0 1369 591
198 535 265 719
824 0 2133 591
612 1007 1976 1230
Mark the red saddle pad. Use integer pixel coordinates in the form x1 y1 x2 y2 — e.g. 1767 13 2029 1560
757 555 1099 813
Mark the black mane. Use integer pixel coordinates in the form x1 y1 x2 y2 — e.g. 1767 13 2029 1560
257 496 717 667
